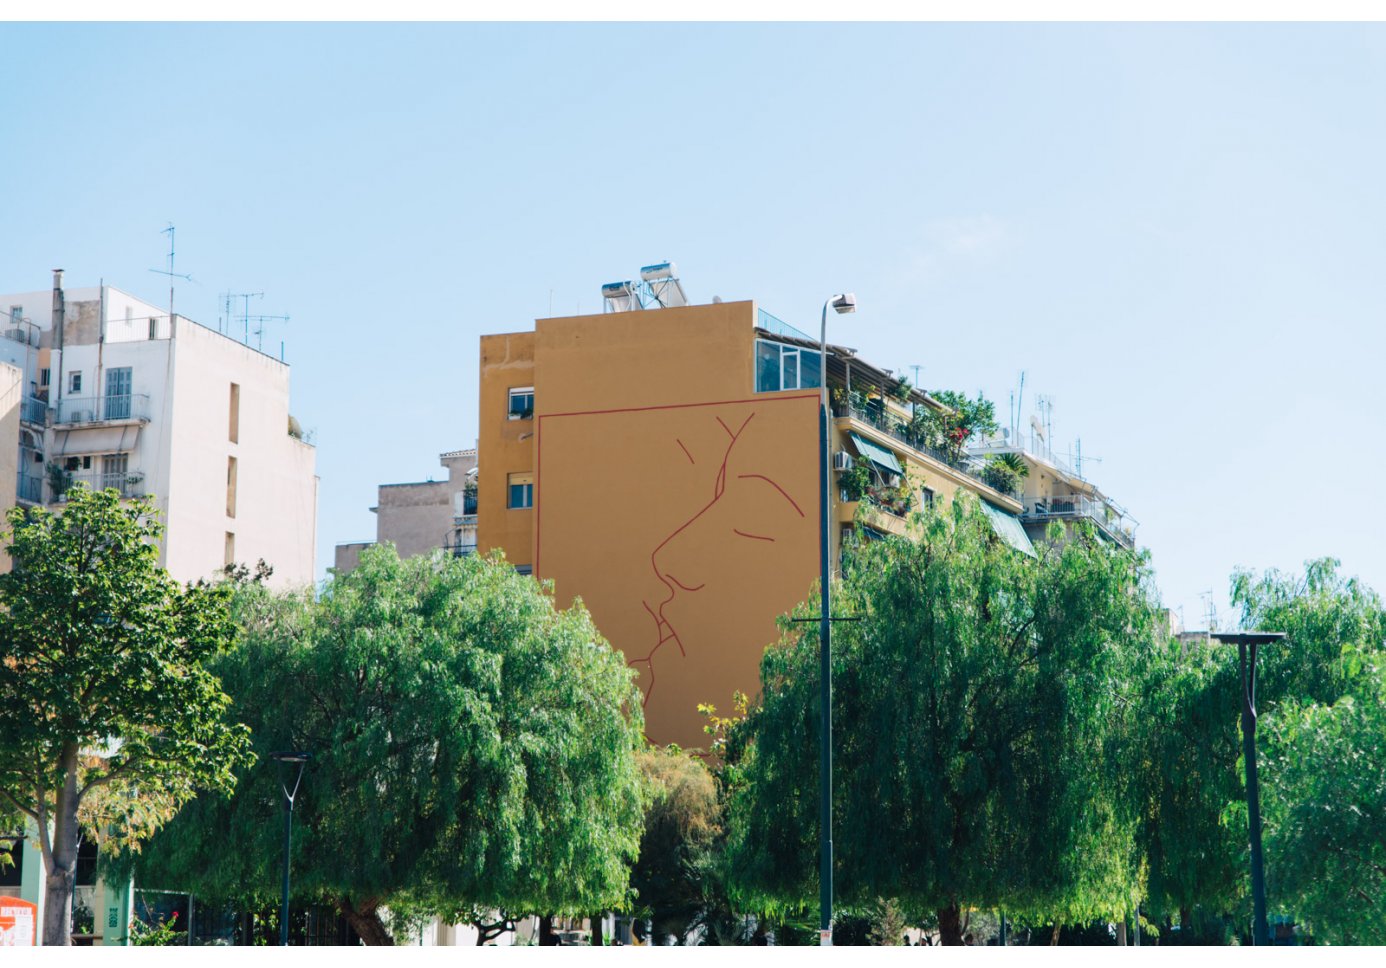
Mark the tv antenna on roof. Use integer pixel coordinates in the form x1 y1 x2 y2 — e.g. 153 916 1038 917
245 312 290 353
148 223 194 321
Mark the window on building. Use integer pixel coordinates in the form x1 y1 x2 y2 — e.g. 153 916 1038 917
921 487 936 508
101 453 128 493
754 339 821 393
69 371 82 394
39 368 50 387
508 387 535 420
228 383 240 443
515 564 533 576
104 367 132 420
148 317 158 340
227 456 238 518
508 472 534 509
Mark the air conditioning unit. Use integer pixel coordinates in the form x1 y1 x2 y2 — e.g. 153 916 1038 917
832 451 853 472
70 409 90 423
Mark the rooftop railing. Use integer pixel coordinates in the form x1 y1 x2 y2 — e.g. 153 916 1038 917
55 394 151 425
756 308 813 343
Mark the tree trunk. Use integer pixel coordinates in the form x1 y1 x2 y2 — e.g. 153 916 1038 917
1116 921 1127 946
538 915 557 946
591 914 604 947
42 744 82 946
338 896 394 946
1179 906 1191 943
937 903 964 946
1049 922 1061 945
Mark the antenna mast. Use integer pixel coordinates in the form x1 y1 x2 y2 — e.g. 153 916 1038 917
148 222 193 323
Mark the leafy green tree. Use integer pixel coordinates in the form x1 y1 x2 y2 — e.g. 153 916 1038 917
1262 661 1386 944
0 486 252 946
1130 637 1245 931
127 544 646 944
630 747 722 943
726 499 1153 943
1231 557 1385 707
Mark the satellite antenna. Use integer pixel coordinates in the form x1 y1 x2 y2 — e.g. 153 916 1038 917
148 222 193 322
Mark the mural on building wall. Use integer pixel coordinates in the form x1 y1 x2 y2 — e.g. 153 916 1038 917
537 395 819 748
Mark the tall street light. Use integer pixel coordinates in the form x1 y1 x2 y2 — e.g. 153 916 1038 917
1209 631 1284 947
269 751 311 946
817 292 855 946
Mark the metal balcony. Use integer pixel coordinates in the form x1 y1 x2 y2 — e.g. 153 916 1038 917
20 396 47 425
55 394 151 425
1020 495 1136 549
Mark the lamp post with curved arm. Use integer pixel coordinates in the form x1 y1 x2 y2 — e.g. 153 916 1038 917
817 292 855 946
269 751 311 946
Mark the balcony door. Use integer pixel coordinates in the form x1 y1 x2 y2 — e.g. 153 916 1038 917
104 367 132 420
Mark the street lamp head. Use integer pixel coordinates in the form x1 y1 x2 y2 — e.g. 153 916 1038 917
830 293 856 315
1209 632 1286 647
269 751 312 764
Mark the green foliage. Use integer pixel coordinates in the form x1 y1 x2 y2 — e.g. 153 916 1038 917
127 544 646 942
1262 661 1386 944
0 486 253 944
1130 638 1245 922
726 499 1154 935
630 748 722 941
128 912 183 946
980 453 1028 497
838 459 871 503
1231 557 1386 708
906 391 999 462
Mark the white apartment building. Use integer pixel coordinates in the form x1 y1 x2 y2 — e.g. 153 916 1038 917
1 271 317 587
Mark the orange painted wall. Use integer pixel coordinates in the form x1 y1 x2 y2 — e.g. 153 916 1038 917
480 302 822 749
477 332 536 567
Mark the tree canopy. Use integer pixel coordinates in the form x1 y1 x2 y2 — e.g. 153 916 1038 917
126 544 647 944
0 486 252 945
725 498 1157 943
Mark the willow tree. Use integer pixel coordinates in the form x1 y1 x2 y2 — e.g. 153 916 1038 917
128 544 646 944
726 498 1155 943
0 487 252 945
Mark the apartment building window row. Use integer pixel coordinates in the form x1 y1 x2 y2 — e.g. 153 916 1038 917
508 472 534 509
755 339 821 393
508 386 535 420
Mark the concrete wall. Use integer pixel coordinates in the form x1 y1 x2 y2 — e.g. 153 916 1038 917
161 318 317 587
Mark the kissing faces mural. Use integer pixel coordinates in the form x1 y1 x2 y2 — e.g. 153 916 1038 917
536 394 820 749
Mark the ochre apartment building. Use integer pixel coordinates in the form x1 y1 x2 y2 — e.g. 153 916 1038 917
477 296 1029 749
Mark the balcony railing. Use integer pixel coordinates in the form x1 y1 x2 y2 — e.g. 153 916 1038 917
20 396 47 425
58 470 147 500
55 394 151 425
16 474 43 504
1021 495 1136 547
836 403 999 495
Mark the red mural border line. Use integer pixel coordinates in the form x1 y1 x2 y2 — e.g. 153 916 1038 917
534 393 820 578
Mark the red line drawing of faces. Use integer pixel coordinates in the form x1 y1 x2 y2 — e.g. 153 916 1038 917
627 410 805 707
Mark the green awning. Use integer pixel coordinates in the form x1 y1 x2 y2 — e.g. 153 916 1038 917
980 501 1038 558
848 432 903 475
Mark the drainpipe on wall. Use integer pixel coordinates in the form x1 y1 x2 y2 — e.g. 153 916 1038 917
51 269 65 413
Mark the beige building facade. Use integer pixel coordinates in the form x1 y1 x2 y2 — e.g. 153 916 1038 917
334 448 477 573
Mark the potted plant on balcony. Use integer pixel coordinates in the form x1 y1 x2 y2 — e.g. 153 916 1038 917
838 460 871 503
45 461 73 502
980 453 1028 497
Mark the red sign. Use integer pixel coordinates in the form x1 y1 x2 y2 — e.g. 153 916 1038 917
0 897 38 946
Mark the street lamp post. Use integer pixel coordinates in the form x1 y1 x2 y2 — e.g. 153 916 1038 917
817 292 855 946
269 751 311 946
1209 631 1284 947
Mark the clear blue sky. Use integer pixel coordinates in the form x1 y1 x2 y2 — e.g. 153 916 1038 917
4 22 1383 627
